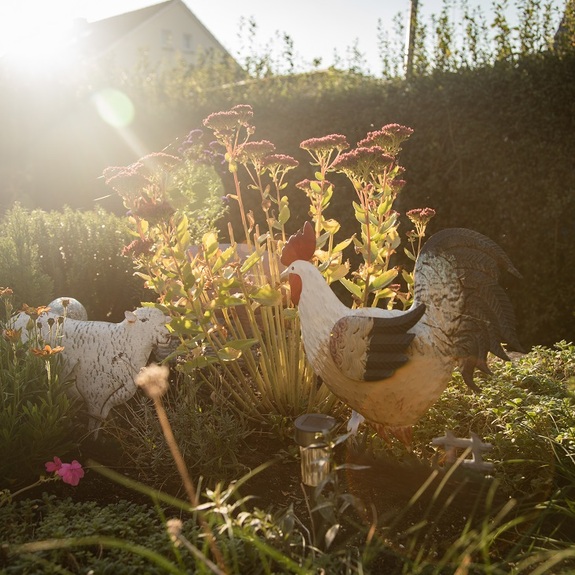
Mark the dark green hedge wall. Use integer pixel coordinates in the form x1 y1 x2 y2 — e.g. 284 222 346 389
3 53 574 347
170 54 574 348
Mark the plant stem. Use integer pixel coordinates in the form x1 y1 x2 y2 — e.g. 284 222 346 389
152 396 228 573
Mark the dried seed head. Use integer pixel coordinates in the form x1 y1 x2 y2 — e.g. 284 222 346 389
135 363 170 399
166 518 183 547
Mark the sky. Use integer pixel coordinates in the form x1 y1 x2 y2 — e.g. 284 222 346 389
0 0 567 75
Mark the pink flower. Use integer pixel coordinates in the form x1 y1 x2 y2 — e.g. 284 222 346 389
296 178 330 195
300 134 349 152
261 154 299 169
45 457 85 486
332 146 395 181
237 140 276 162
103 165 151 197
45 456 63 473
357 124 414 156
230 104 254 125
407 207 437 225
122 238 154 257
138 152 181 173
131 197 175 222
58 461 85 486
203 110 242 134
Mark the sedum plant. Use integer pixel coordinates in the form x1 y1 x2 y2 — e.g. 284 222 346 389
104 104 432 425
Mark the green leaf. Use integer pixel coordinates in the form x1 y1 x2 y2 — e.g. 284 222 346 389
379 213 398 235
321 188 333 208
175 213 190 247
278 204 290 225
202 231 219 258
374 287 397 300
225 338 259 350
353 201 364 217
216 294 247 307
402 269 414 285
240 250 262 274
250 284 282 306
377 196 393 215
325 262 349 282
324 523 340 550
169 317 203 335
339 277 364 299
283 308 298 320
403 247 416 262
218 346 243 362
332 237 353 254
213 245 237 273
322 219 340 234
369 268 398 291
317 231 330 250
310 180 323 193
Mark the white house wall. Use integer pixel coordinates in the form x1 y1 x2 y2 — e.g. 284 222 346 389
97 1 230 71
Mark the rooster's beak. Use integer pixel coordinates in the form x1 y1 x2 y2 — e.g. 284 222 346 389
280 268 290 281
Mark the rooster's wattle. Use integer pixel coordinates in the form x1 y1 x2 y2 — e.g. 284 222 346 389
280 222 522 441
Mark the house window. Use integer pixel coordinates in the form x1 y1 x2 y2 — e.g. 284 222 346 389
182 33 193 52
161 29 173 49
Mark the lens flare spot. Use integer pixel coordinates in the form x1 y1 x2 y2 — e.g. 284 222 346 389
92 88 135 128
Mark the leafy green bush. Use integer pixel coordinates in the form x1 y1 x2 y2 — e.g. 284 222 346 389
0 204 144 320
0 294 81 487
29 206 147 320
0 206 54 310
0 488 363 574
1 1 573 347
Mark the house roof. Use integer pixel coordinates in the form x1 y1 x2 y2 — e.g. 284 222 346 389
79 0 234 61
84 1 171 56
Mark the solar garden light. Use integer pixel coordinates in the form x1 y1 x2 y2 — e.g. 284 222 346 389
294 413 337 487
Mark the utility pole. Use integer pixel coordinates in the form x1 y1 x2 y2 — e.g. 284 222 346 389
406 0 419 80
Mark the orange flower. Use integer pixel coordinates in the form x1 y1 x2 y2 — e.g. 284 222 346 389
31 345 65 357
3 328 21 343
21 304 51 319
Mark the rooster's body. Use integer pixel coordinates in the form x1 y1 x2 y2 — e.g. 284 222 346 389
281 225 521 436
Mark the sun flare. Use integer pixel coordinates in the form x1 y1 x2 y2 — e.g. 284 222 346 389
0 1 79 74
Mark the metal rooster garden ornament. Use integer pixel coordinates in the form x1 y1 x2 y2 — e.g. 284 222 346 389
280 222 522 443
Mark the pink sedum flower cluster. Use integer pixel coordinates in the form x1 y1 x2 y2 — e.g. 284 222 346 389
300 134 349 153
45 457 85 486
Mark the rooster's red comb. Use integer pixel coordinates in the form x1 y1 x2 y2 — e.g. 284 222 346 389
280 221 316 266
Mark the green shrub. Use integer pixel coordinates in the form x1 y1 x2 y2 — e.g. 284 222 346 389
0 486 361 574
0 206 54 310
109 52 575 348
29 206 146 320
0 204 145 320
